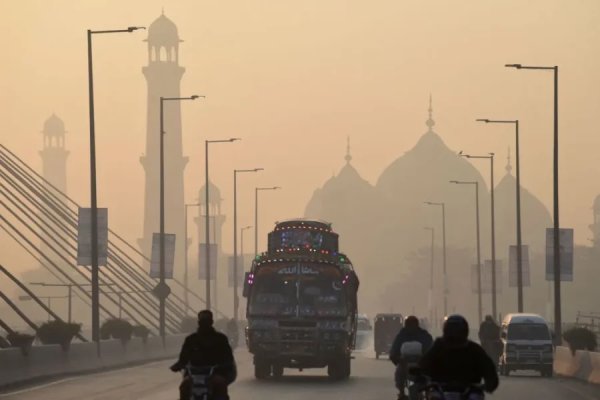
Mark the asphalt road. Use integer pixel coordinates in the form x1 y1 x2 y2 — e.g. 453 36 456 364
1 349 598 400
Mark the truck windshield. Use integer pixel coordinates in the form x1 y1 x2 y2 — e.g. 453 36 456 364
248 262 347 317
507 324 550 340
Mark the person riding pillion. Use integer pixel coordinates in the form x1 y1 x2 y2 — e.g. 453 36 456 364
389 316 433 399
418 315 499 397
170 310 237 400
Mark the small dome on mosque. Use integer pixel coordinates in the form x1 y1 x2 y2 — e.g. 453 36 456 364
198 180 222 206
42 114 66 137
147 11 181 45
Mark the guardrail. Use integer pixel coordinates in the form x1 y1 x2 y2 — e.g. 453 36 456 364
0 335 185 389
554 345 600 385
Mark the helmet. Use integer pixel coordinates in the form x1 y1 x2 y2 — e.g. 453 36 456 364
404 315 419 329
443 314 469 345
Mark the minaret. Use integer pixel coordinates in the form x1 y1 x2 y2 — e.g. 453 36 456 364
139 12 188 274
40 114 69 192
39 114 69 268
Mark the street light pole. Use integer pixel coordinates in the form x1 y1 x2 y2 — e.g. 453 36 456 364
184 203 201 315
505 63 561 342
204 139 240 311
477 119 523 312
461 152 497 319
424 202 447 316
424 227 434 326
87 25 144 352
254 186 281 257
450 180 482 324
159 96 201 341
233 169 263 321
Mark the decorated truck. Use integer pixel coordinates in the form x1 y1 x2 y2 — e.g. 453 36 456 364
243 219 359 380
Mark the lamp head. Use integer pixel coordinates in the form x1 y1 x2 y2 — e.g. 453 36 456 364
505 63 522 69
476 118 490 123
127 26 146 32
450 180 459 184
254 168 264 172
230 138 241 142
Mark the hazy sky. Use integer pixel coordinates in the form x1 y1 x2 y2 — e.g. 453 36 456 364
2 0 600 272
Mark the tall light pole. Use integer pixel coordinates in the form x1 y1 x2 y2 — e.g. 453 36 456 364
460 152 497 319
477 118 524 313
233 168 263 320
205 138 240 310
450 180 482 324
424 227 435 327
255 187 281 256
159 96 201 341
424 201 447 316
87 25 144 351
505 63 561 342
241 225 252 264
184 203 201 315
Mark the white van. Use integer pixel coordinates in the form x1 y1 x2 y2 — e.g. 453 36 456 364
500 313 554 377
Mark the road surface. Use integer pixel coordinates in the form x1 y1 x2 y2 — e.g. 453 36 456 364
1 349 598 400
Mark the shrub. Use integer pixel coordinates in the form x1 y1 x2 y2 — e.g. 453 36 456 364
100 318 133 342
563 327 598 354
37 320 81 349
132 325 150 341
6 332 35 355
180 316 197 333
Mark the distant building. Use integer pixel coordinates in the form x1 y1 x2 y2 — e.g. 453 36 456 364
303 96 554 316
139 12 188 275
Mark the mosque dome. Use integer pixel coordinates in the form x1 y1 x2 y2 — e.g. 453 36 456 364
494 149 552 255
375 97 490 252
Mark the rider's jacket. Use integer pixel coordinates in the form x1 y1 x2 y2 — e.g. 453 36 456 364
419 338 499 393
389 327 433 365
172 327 236 381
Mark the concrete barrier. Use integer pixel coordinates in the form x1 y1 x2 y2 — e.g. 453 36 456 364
0 334 185 389
553 345 600 385
589 351 600 385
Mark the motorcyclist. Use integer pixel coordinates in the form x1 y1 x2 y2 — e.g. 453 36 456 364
478 315 501 365
389 316 433 400
418 315 499 398
170 310 237 400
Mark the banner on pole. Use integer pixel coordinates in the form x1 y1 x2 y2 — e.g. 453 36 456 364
472 260 503 294
545 228 574 281
77 207 108 266
228 255 252 287
150 233 176 278
509 245 530 287
198 243 218 280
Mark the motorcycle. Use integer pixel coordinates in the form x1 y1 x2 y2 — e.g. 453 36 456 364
408 368 485 400
418 382 484 400
182 365 217 400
